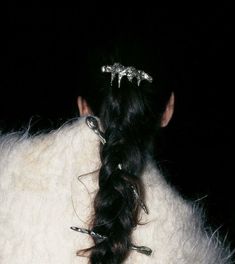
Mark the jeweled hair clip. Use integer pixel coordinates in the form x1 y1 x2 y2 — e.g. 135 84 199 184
101 63 153 88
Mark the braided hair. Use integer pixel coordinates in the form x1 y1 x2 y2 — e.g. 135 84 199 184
78 40 174 264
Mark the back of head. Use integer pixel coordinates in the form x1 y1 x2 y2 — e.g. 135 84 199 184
78 34 174 263
81 33 173 120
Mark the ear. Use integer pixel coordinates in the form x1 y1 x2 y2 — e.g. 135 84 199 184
161 92 175 127
77 96 93 116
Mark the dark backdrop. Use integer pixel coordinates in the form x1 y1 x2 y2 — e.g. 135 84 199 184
1 6 234 248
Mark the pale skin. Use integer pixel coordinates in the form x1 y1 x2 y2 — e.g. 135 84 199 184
77 92 175 127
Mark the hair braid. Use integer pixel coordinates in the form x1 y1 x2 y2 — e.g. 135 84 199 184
89 78 155 264
77 39 174 263
90 134 143 263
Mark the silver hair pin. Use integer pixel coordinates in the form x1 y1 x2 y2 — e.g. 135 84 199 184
130 245 152 256
118 163 122 170
101 63 153 88
117 164 148 214
70 226 152 256
86 116 106 144
70 226 107 241
130 185 149 215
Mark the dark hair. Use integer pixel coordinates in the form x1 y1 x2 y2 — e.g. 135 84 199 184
78 38 174 263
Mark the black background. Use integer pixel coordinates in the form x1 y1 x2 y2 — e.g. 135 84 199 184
1 6 234 248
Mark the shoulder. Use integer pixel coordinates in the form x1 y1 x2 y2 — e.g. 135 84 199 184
0 117 101 191
134 161 234 263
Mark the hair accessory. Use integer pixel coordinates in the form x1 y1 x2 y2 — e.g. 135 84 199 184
118 163 122 170
130 185 149 215
70 226 152 256
130 245 152 256
86 116 106 144
101 63 153 88
116 164 148 214
70 226 107 241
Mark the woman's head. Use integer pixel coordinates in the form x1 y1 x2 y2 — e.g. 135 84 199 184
77 38 175 130
76 37 175 263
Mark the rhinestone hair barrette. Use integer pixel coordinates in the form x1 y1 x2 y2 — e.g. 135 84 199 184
101 62 153 88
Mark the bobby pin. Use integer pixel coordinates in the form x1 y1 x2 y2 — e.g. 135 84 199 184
86 116 106 144
70 226 107 241
70 226 152 256
118 163 122 170
130 185 149 215
117 163 148 215
130 244 152 256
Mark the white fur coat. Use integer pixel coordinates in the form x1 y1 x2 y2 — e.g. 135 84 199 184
0 117 233 263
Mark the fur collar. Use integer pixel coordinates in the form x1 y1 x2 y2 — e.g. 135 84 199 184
0 117 233 263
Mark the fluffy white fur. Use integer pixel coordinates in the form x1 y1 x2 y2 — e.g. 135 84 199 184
0 117 233 263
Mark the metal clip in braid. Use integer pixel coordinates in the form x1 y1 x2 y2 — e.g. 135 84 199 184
86 116 106 144
130 185 149 215
70 226 107 241
117 164 148 214
130 244 152 256
70 226 152 256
